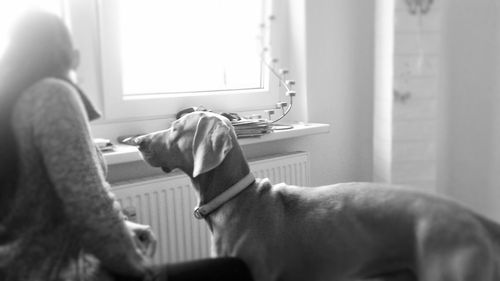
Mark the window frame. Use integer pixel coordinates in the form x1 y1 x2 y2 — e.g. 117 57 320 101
71 0 280 122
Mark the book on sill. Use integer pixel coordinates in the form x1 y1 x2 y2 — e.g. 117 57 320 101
231 119 272 138
93 138 115 152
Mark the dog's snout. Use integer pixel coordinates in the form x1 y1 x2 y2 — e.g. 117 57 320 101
125 135 150 152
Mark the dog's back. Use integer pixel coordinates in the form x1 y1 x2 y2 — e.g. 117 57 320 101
220 180 500 280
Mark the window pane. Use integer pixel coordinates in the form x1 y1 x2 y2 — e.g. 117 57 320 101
119 0 264 96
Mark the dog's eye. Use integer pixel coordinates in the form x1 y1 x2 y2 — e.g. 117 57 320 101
171 120 181 131
170 123 181 139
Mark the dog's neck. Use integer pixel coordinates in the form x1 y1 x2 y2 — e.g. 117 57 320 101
192 145 251 206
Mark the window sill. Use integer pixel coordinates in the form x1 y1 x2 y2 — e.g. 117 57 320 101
103 122 330 165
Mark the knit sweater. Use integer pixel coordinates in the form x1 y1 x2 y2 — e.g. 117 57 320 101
1 78 146 280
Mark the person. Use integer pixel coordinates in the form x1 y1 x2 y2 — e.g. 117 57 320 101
0 9 253 281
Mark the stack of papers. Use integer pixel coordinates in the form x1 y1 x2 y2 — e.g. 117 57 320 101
231 119 273 138
93 138 115 152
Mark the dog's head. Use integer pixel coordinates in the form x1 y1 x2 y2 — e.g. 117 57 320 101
133 111 235 178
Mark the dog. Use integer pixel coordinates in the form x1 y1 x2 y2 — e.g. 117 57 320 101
132 111 500 281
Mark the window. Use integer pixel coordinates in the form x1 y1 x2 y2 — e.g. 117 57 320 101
119 1 263 96
93 0 278 120
0 0 285 137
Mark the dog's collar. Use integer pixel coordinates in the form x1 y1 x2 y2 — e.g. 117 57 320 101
193 173 255 220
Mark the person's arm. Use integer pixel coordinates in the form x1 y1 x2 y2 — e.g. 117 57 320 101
31 79 148 276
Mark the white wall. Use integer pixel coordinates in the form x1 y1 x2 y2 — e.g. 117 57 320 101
440 0 500 221
302 0 375 185
373 0 394 184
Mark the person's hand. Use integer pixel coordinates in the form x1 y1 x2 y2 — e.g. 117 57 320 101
125 220 157 258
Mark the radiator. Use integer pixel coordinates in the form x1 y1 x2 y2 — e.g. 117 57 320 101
112 151 310 264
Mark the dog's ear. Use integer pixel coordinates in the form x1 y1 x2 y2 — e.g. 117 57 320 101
192 115 233 178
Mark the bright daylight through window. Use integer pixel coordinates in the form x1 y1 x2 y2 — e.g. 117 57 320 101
119 0 264 96
0 0 278 120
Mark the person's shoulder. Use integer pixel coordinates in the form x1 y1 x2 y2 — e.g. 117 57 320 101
27 77 77 98
23 77 80 107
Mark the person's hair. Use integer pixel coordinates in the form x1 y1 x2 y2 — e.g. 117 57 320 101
0 10 75 220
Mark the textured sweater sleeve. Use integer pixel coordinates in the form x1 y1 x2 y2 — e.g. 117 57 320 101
30 79 147 276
